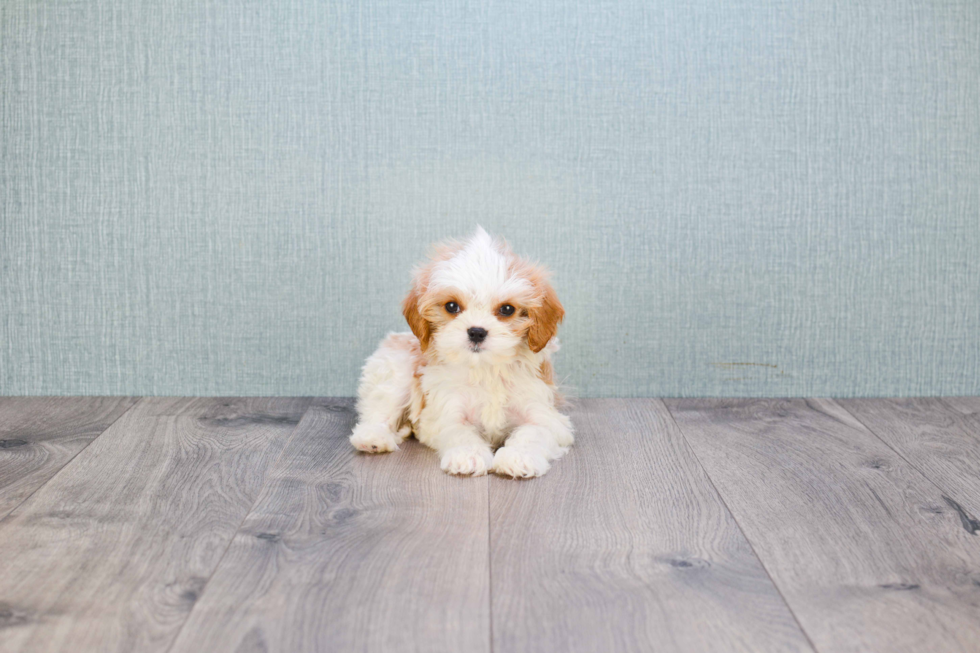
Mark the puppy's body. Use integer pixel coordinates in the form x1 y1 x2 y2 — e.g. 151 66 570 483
350 228 573 478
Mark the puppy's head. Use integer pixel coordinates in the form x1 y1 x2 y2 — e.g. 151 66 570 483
402 227 563 365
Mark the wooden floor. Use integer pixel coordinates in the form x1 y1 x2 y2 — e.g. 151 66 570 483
1 398 979 652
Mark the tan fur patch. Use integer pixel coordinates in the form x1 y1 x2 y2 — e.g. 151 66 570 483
522 266 564 353
401 240 468 352
538 359 555 385
402 286 431 351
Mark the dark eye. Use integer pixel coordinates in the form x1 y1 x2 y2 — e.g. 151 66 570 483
498 304 515 317
445 301 461 314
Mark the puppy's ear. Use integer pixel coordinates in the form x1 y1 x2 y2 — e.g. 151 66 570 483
402 285 432 351
527 276 564 353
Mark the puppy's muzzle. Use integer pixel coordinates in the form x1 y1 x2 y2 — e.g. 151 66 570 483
467 327 488 345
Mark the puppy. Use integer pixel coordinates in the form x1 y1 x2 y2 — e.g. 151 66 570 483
349 227 573 478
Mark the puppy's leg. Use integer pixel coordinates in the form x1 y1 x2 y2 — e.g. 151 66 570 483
416 409 493 476
350 333 420 453
492 404 574 478
434 426 494 476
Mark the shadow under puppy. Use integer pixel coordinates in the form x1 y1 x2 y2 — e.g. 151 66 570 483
350 227 573 478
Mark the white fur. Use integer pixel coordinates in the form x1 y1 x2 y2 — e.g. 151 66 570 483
349 228 573 478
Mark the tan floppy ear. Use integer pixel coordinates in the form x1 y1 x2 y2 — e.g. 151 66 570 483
402 285 432 351
526 278 564 353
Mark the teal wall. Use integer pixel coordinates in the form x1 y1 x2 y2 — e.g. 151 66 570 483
2 1 978 397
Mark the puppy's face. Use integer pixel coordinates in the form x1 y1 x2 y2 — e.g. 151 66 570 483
403 228 563 365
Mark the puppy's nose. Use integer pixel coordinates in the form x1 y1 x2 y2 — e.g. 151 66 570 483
467 327 488 344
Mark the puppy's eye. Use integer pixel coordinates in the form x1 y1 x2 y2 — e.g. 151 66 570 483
445 301 461 314
498 304 515 317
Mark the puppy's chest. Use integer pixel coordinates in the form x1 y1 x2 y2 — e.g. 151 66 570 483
421 366 528 435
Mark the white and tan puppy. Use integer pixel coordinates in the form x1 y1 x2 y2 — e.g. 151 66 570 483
350 227 573 478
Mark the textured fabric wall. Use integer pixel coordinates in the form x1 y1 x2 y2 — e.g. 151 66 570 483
2 1 978 397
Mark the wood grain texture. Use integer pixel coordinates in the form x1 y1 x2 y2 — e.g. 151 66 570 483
168 398 490 653
839 398 980 517
0 396 139 519
489 399 813 653
0 397 311 653
666 398 980 653
941 396 980 423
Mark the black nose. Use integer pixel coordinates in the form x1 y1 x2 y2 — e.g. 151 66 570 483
467 327 488 344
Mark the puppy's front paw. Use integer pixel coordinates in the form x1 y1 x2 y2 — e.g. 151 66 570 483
350 423 399 453
440 446 494 476
492 446 551 478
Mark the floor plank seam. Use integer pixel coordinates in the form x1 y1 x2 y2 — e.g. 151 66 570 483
834 399 979 524
0 396 144 524
486 474 495 653
161 399 318 653
658 399 821 653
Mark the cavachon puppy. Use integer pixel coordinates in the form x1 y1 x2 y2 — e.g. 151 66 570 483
349 227 573 478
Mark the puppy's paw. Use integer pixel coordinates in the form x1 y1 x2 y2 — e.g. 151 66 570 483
440 445 494 476
350 423 399 453
492 446 551 478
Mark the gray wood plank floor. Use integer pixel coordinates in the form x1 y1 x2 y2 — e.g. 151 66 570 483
0 397 138 520
169 398 491 653
0 397 310 652
665 398 980 653
489 399 812 653
0 397 978 653
839 398 980 517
